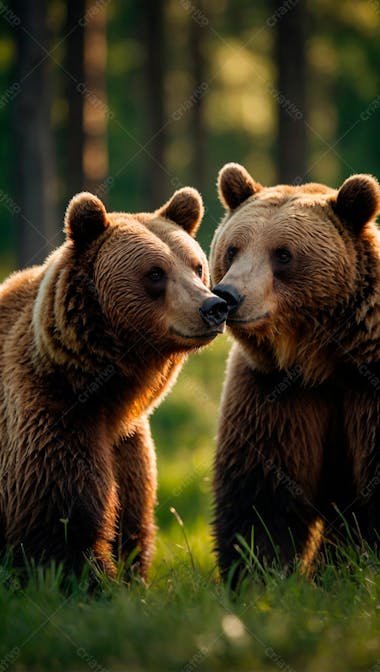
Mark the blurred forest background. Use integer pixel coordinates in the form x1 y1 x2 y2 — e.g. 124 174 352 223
1 0 380 270
0 0 380 559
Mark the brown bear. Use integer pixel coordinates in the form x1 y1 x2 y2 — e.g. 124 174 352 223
0 187 228 581
210 162 380 583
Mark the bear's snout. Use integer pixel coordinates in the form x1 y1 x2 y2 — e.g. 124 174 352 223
212 284 244 314
199 296 228 328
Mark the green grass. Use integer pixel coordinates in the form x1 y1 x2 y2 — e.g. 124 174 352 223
1 335 380 672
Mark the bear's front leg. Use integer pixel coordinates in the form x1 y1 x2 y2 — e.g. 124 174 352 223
214 459 318 585
213 348 328 585
342 386 380 549
4 432 119 581
112 417 157 581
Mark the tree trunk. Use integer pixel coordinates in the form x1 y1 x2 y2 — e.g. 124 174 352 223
275 0 307 183
189 0 207 194
64 0 86 198
13 0 58 269
82 0 109 198
143 0 166 208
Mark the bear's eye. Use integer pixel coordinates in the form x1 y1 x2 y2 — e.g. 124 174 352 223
147 267 165 282
274 247 292 264
227 246 237 263
144 266 166 299
196 264 203 278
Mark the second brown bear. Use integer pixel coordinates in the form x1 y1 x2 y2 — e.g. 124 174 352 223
211 163 380 583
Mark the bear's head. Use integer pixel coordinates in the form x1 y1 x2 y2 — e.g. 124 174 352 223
210 163 380 380
62 187 228 360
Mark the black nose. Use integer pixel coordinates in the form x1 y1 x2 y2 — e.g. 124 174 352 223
212 284 244 313
199 296 228 328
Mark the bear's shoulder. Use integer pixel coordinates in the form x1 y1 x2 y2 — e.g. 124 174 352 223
0 265 44 322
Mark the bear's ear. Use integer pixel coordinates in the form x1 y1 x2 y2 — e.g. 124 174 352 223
218 162 262 210
333 174 380 235
64 192 109 248
157 187 204 237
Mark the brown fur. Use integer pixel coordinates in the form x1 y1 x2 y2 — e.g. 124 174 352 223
0 187 224 581
210 163 380 583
